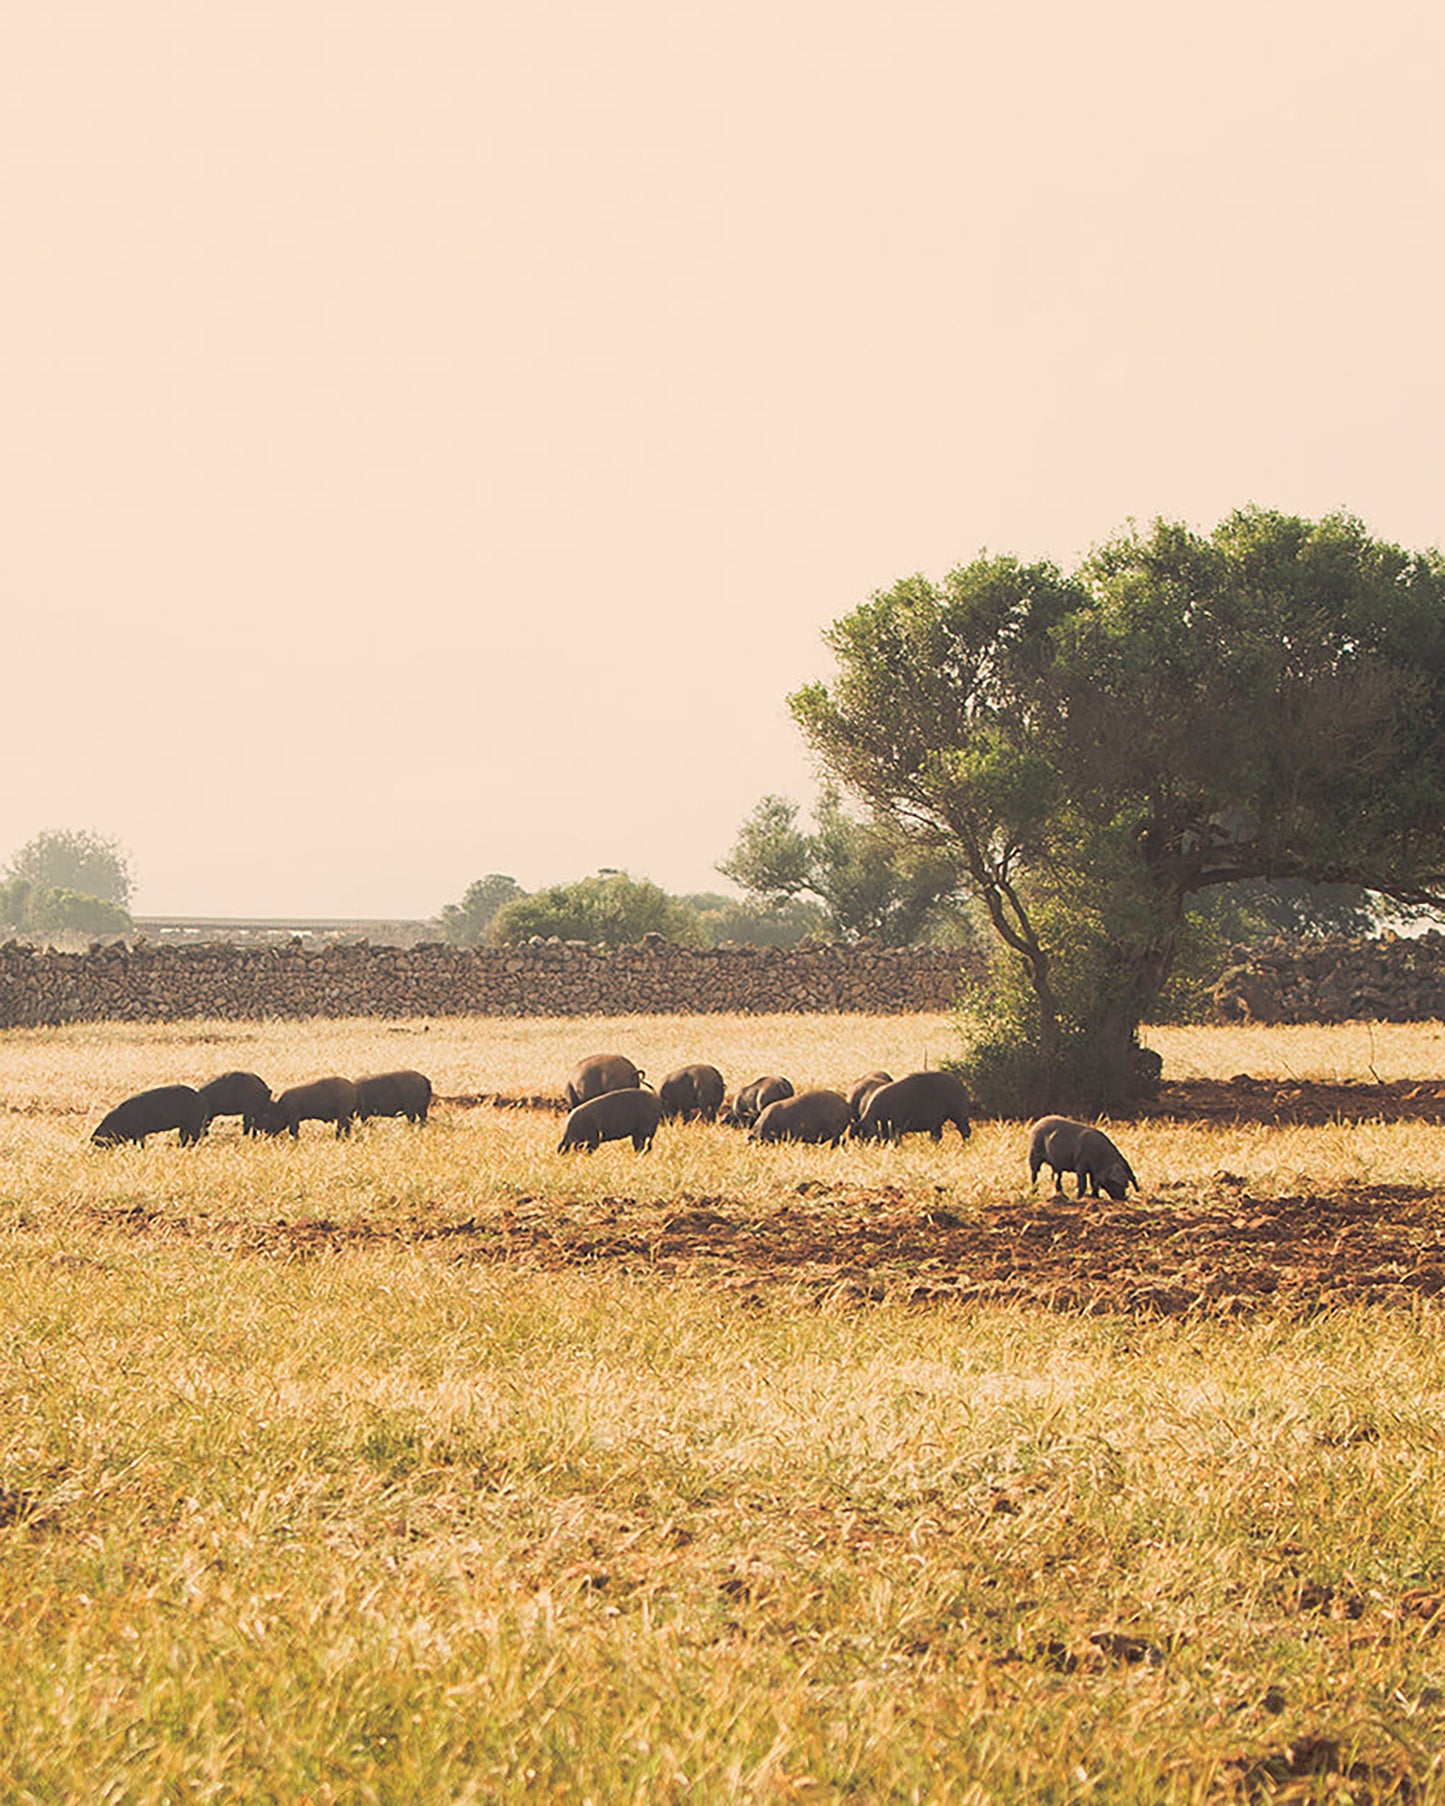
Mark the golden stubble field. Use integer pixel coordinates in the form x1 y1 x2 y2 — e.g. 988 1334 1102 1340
6 1012 1445 1802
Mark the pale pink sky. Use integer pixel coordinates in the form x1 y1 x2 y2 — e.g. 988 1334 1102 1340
4 2 1443 916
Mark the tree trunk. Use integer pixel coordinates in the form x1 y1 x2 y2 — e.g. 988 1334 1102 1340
1087 935 1176 1105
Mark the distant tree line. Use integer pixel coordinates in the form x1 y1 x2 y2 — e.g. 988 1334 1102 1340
1 800 1381 969
436 868 831 951
439 787 1377 960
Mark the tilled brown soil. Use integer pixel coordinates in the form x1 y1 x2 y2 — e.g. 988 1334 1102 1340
86 1179 1445 1316
1142 1076 1445 1125
431 1181 1445 1314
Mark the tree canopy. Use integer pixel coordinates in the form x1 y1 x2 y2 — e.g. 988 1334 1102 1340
490 870 706 948
717 786 965 945
681 891 828 948
437 872 829 950
438 874 526 946
6 828 134 908
790 508 1445 1108
0 877 131 940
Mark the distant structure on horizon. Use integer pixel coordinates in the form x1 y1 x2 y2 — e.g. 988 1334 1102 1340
132 916 439 949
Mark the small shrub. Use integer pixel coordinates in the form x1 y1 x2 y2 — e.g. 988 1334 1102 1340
23 886 132 939
952 1030 1162 1119
492 871 705 948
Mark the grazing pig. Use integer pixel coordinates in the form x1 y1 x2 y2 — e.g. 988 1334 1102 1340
1028 1115 1139 1200
658 1063 726 1122
558 1087 663 1153
724 1075 794 1128
198 1071 273 1137
750 1088 851 1147
855 1071 972 1144
260 1077 360 1139
564 1053 645 1109
92 1085 210 1148
355 1069 432 1124
846 1070 893 1124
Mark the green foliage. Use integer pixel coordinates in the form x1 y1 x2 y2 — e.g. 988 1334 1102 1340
23 887 132 938
793 509 1445 1103
0 829 140 941
0 877 33 932
715 796 814 899
1151 882 1381 1024
437 873 525 946
441 870 828 951
6 827 134 907
0 873 131 939
951 1028 1162 1118
680 892 828 947
490 870 705 948
1193 878 1378 943
717 785 966 944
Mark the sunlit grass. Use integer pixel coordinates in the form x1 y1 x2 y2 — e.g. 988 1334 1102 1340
6 1008 1445 1225
10 1101 1445 1236
1146 1018 1445 1084
11 1007 1445 1109
0 1010 965 1114
4 1015 1445 1799
5 1247 1445 1800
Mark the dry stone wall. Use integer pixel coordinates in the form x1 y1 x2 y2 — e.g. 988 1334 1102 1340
12 932 1444 1029
1210 934 1445 1024
0 936 977 1027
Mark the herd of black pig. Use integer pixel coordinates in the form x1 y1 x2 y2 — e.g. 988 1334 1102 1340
90 1068 431 1147
88 1052 1140 1201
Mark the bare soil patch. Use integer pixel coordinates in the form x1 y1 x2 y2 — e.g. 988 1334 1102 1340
1146 1076 1445 1125
88 1179 1445 1317
439 1091 562 1112
431 1181 1445 1315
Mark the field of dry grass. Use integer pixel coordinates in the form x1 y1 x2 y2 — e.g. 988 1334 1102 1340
5 1013 1445 1800
10 1012 1445 1213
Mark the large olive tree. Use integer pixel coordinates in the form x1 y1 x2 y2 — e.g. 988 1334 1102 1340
790 509 1445 1109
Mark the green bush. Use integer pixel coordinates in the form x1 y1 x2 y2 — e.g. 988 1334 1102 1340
19 886 132 939
682 892 828 948
951 1029 1162 1120
437 874 525 946
5 827 133 907
0 877 33 932
491 871 705 948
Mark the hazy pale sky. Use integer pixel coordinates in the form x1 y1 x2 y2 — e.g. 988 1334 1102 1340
5 1 1444 917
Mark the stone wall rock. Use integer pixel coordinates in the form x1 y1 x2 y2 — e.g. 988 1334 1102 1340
1210 933 1445 1024
0 936 977 1026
